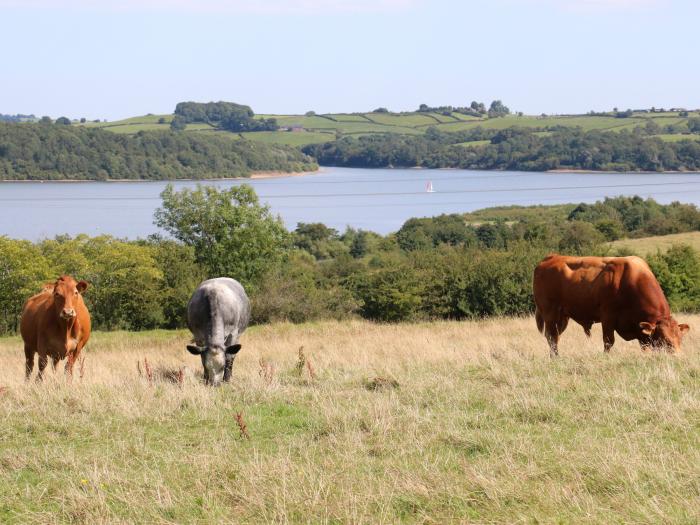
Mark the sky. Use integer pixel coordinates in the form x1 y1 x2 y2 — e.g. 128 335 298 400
1 0 698 120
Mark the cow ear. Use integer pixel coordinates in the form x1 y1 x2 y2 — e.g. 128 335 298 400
639 322 655 335
225 344 242 355
77 281 88 293
679 323 690 335
187 344 205 355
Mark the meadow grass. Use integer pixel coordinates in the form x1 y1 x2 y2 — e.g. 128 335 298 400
362 113 442 127
239 131 335 146
0 317 698 524
93 123 170 134
609 231 700 255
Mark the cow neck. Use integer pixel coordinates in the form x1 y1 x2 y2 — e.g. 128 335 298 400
60 315 78 347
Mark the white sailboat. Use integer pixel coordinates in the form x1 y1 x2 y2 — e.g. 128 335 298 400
425 180 436 193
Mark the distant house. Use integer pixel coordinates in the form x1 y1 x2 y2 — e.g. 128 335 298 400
290 125 304 132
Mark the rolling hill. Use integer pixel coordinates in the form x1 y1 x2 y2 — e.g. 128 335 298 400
79 109 700 148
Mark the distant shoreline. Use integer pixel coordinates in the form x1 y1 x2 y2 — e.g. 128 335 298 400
547 168 700 174
3 166 700 183
0 168 322 183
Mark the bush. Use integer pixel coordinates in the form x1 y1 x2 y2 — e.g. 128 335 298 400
251 253 358 324
648 245 700 312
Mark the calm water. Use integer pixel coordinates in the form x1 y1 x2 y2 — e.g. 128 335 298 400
2 167 700 239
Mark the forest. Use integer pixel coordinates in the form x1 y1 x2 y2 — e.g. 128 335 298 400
304 126 700 172
1 190 698 334
0 121 316 180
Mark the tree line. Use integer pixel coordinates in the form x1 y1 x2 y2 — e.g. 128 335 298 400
1 189 698 335
171 101 278 132
304 126 700 172
417 100 510 118
0 121 316 180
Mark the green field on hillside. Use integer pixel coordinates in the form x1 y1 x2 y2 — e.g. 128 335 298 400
78 109 700 147
239 130 335 146
609 231 700 255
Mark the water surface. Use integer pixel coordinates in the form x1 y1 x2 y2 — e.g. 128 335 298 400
2 167 700 239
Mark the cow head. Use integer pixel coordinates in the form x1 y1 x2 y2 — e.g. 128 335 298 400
186 343 242 386
52 276 88 321
639 318 690 352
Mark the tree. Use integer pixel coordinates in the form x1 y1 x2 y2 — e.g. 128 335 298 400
488 100 510 118
373 107 389 113
0 238 53 333
688 117 700 133
170 116 186 131
55 117 71 125
470 101 486 114
644 119 661 135
350 230 369 258
154 184 289 290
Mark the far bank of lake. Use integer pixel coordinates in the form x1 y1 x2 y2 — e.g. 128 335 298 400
2 167 700 240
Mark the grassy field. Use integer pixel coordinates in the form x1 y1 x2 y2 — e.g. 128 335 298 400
239 130 335 147
78 109 700 147
610 231 700 255
0 318 698 524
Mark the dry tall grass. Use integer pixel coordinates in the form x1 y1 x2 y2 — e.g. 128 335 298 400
0 317 698 524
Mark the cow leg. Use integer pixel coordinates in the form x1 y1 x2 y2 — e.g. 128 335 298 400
65 352 76 381
36 352 49 382
52 357 60 372
24 345 35 381
582 322 592 338
545 316 568 358
602 324 615 353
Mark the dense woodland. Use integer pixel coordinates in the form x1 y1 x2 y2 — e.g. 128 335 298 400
1 190 698 334
304 126 700 172
0 122 316 180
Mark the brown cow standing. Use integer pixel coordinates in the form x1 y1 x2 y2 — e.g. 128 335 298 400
533 254 689 356
20 276 91 381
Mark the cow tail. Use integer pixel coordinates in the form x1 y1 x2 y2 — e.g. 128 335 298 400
535 307 545 334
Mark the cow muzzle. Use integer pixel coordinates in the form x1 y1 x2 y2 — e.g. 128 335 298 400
61 309 77 320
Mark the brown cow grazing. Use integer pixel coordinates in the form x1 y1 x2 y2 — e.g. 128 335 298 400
20 276 91 381
533 254 689 356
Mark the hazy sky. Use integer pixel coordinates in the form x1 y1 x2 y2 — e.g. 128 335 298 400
1 0 698 120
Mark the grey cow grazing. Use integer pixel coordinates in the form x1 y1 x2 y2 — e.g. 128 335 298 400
186 277 250 386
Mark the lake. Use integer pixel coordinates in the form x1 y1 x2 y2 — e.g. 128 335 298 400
2 167 700 240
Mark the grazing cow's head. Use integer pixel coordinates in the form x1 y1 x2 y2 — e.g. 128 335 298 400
186 343 242 386
52 276 88 321
640 318 690 352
